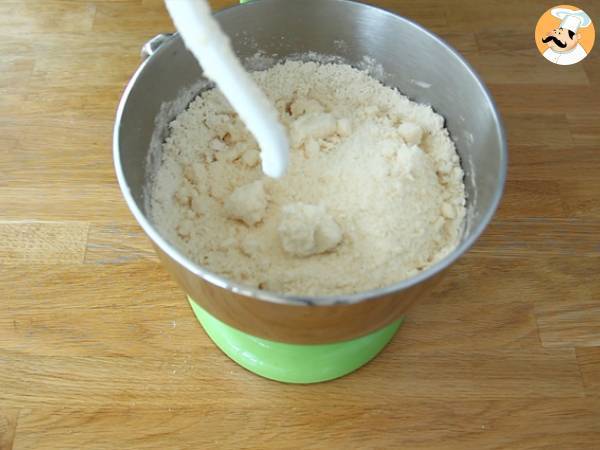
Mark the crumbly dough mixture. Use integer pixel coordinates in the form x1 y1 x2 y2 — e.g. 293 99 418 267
150 60 466 296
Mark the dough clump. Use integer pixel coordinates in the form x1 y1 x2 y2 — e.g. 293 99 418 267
278 203 342 257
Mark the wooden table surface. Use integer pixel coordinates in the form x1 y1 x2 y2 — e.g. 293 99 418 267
1 0 600 448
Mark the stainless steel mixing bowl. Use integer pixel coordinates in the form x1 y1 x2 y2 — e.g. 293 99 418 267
114 0 507 344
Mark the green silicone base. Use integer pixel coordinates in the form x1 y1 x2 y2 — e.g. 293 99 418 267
189 298 403 384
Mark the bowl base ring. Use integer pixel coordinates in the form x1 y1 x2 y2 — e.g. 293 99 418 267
188 297 404 384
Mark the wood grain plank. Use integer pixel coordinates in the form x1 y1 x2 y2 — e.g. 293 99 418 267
466 52 589 85
0 1 96 34
439 32 479 54
0 221 89 264
576 347 600 396
0 94 27 120
475 30 536 54
534 257 600 348
504 113 573 148
0 35 33 62
507 145 599 181
0 140 19 188
0 262 182 356
29 56 136 91
412 255 600 350
404 256 542 352
0 184 132 224
0 301 193 358
489 84 598 115
567 111 600 147
495 180 566 219
0 55 34 93
363 0 449 32
11 400 600 450
0 409 19 450
84 223 157 265
0 32 143 92
470 219 600 257
443 0 547 32
0 121 115 185
92 0 173 33
583 50 600 86
0 348 585 411
19 86 120 120
558 180 600 220
0 262 180 310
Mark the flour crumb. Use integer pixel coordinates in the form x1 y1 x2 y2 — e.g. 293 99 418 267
290 98 324 117
291 113 337 146
398 122 423 145
336 118 352 137
441 202 456 219
278 203 342 257
241 148 260 167
224 180 268 226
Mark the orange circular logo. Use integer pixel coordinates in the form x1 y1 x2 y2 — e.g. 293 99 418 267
535 5 595 65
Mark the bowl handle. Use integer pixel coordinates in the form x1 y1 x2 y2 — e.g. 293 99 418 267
140 33 175 60
142 0 252 60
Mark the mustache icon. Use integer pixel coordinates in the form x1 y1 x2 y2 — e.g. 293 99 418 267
542 35 567 48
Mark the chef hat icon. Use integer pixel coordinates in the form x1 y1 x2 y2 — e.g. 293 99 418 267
551 8 592 33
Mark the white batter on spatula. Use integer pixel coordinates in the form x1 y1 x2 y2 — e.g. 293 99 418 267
165 0 289 178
